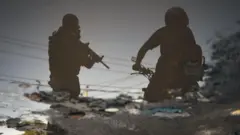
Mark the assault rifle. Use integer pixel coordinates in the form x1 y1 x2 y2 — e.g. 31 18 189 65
82 42 110 69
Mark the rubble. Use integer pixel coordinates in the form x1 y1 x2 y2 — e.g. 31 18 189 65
0 118 48 135
0 121 6 126
6 118 21 128
21 90 240 134
0 89 237 135
45 104 240 135
22 130 46 135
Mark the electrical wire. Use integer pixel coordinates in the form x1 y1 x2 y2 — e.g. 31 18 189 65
0 49 131 74
0 73 142 90
0 77 143 94
93 74 138 89
0 38 135 68
0 35 155 66
0 35 155 93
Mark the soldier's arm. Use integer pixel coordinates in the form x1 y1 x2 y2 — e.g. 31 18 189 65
135 28 163 65
78 42 96 69
84 59 95 69
79 53 95 69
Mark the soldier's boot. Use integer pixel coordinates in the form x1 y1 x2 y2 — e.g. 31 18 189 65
144 88 172 103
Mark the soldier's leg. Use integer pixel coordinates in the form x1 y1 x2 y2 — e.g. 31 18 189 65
48 75 66 92
49 75 80 99
144 59 172 102
67 76 80 99
144 73 171 102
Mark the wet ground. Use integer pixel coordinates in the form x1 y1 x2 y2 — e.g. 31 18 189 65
0 81 239 135
5 90 239 135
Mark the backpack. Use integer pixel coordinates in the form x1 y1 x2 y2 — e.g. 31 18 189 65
183 44 205 81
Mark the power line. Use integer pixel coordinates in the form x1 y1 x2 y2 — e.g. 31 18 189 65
90 78 145 97
96 81 146 97
0 35 155 66
121 81 148 91
102 60 130 68
0 37 139 86
99 81 148 97
0 35 153 90
0 73 142 90
0 49 131 74
0 73 46 82
83 88 142 94
0 39 136 69
93 74 138 89
0 35 47 51
0 49 47 61
0 35 131 63
93 74 146 97
0 34 133 62
0 77 143 94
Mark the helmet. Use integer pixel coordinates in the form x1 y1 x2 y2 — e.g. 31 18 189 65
165 7 189 27
62 13 79 28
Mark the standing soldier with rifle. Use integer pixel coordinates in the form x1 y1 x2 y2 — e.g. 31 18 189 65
48 14 109 99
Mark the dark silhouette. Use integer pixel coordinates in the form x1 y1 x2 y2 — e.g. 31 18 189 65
48 14 102 99
132 7 204 102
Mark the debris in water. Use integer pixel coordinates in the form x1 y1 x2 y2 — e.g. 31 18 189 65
105 108 119 113
231 109 240 116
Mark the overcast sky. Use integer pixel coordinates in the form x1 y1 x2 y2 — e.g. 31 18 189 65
0 0 239 97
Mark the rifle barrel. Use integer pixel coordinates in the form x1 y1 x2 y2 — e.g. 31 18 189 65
100 61 110 69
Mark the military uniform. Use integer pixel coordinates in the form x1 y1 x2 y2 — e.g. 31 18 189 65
48 14 95 99
133 7 203 102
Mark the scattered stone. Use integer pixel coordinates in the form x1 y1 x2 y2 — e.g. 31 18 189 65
231 109 240 116
4 117 48 134
88 99 107 110
78 97 94 103
24 91 71 103
68 111 86 119
50 104 80 116
21 89 240 135
6 118 21 128
45 103 239 135
22 130 47 135
24 93 41 102
31 111 47 116
0 121 5 126
105 108 119 113
0 115 10 120
18 83 32 89
17 119 47 131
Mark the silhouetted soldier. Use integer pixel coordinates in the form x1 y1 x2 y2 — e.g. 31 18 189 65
48 14 101 99
132 7 203 102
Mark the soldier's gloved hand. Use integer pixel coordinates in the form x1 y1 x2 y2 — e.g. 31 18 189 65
132 63 141 71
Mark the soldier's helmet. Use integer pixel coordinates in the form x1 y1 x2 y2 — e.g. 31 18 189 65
62 13 79 28
165 7 189 27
